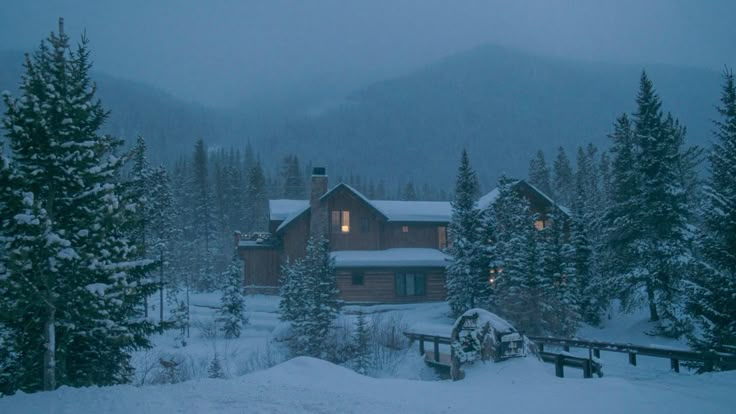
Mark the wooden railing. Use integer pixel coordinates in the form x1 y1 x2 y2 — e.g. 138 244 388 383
527 336 736 373
404 331 736 377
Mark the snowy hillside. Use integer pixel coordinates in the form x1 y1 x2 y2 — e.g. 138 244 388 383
2 355 734 414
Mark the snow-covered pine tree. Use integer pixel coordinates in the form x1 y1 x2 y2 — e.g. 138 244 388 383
208 354 225 379
280 237 339 357
148 166 174 325
553 146 575 207
489 176 545 335
352 312 371 375
528 149 554 198
688 68 736 362
191 139 218 290
279 258 306 324
630 72 695 335
219 252 247 338
538 212 579 336
0 21 156 392
446 150 489 316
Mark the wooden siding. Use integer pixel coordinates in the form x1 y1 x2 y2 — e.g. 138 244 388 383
240 247 281 287
380 222 443 249
282 211 311 262
336 268 446 303
327 187 383 251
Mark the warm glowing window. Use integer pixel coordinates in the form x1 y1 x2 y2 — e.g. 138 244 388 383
438 226 447 249
534 219 545 231
489 268 502 285
331 210 350 233
402 225 409 233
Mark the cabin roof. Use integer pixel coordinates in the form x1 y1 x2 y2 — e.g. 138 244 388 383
477 179 570 216
330 248 451 268
269 199 310 221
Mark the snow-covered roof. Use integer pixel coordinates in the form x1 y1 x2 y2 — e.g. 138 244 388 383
269 183 452 234
476 188 500 210
476 180 570 216
275 205 311 233
371 200 451 222
452 308 517 334
331 248 451 268
269 199 309 221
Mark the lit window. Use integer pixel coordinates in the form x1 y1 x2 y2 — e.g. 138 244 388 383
489 268 502 285
438 226 447 249
402 225 409 233
534 220 545 231
331 210 350 233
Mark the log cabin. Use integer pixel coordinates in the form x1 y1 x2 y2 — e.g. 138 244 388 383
237 168 568 303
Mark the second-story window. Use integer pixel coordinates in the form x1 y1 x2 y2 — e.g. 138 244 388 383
331 210 350 233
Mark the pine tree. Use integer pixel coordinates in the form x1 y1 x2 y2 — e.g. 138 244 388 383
244 159 268 232
632 72 694 335
281 155 305 199
0 21 156 393
553 146 574 206
208 354 225 379
352 312 371 375
148 166 174 325
191 139 217 290
538 212 579 336
401 182 418 201
280 237 339 357
688 68 736 361
528 150 553 197
489 176 544 334
219 253 247 339
446 150 489 316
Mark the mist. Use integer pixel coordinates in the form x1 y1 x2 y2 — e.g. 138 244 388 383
1 0 734 107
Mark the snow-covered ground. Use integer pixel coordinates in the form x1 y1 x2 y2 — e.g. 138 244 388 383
3 355 734 413
2 295 734 413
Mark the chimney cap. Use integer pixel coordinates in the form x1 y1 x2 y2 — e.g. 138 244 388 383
312 167 326 176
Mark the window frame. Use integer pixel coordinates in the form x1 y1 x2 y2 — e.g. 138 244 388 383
395 272 427 297
331 210 351 233
351 271 365 286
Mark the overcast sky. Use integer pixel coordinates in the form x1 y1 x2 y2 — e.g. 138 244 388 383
1 0 734 106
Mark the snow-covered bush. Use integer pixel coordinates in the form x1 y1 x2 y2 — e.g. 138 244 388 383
219 255 248 338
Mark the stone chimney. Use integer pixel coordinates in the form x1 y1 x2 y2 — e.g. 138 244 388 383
309 167 328 239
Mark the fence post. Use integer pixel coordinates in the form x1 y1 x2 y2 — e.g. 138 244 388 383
583 359 592 379
538 343 544 352
628 352 637 366
434 336 440 362
419 337 425 355
555 355 564 378
593 349 600 358
670 358 680 373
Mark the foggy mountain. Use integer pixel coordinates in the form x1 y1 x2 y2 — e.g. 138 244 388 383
0 50 225 163
256 45 721 191
1 45 722 191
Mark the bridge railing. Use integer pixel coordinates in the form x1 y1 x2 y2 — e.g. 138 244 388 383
404 331 736 376
527 336 736 372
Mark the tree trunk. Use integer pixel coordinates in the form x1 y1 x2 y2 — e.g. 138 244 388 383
646 282 659 321
159 249 165 326
43 305 56 391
